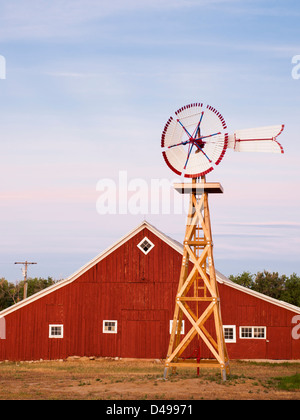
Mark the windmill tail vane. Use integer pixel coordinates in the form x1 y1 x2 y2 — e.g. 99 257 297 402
228 124 284 154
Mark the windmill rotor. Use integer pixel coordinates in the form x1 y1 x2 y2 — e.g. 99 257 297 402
161 103 284 178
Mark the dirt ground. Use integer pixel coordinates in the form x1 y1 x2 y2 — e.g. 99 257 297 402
0 357 299 400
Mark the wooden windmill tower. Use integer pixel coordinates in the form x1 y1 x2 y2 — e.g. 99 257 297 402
161 103 284 380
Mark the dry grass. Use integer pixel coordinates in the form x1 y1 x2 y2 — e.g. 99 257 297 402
0 358 299 400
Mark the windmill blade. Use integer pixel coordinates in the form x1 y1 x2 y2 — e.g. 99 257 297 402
228 125 284 154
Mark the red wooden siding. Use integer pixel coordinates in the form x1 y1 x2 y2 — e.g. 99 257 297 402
217 283 300 360
0 225 299 361
0 228 180 360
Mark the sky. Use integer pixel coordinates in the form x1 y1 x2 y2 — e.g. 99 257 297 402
0 0 299 282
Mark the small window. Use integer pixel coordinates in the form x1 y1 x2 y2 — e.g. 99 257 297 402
137 237 155 255
240 326 266 339
49 324 63 338
103 320 118 334
223 325 236 343
254 327 266 338
169 320 185 335
240 327 253 338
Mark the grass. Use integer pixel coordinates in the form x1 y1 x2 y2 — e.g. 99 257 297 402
0 359 299 400
273 374 300 391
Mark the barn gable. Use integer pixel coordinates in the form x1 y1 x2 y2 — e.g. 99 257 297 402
0 221 183 318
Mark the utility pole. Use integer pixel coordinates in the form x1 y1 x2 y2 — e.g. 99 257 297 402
14 261 37 299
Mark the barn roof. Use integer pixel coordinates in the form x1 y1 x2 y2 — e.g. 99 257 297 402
1 220 300 317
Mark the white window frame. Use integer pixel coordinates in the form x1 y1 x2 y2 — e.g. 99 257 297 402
103 320 118 334
239 326 266 339
169 320 185 335
223 325 236 343
49 324 64 338
137 237 155 255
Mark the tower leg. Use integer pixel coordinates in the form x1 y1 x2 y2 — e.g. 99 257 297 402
221 366 227 382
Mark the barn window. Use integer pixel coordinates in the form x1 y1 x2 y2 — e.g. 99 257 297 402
254 327 266 338
169 320 185 335
137 237 155 255
240 327 252 338
49 324 64 338
223 325 236 343
103 320 118 334
240 326 266 339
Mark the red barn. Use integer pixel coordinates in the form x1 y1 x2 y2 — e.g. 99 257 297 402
0 221 299 361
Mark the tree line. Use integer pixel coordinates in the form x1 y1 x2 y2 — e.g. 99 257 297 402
0 271 299 312
0 277 56 311
229 271 300 307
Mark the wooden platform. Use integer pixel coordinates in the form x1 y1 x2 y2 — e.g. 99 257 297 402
174 182 223 194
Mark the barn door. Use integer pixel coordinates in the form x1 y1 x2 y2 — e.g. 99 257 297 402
266 327 291 359
121 310 168 358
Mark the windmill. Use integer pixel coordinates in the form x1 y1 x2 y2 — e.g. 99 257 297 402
161 103 284 380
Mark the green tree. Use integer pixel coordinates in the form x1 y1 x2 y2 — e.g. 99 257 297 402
281 273 300 307
252 271 285 300
0 278 21 309
0 277 56 311
229 271 254 288
229 270 300 307
26 277 56 297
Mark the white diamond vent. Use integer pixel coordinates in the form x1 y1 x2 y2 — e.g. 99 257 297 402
137 237 155 255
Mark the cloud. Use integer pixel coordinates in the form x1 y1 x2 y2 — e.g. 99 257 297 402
225 221 300 229
2 0 292 62
45 72 94 78
0 0 240 41
215 232 284 238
